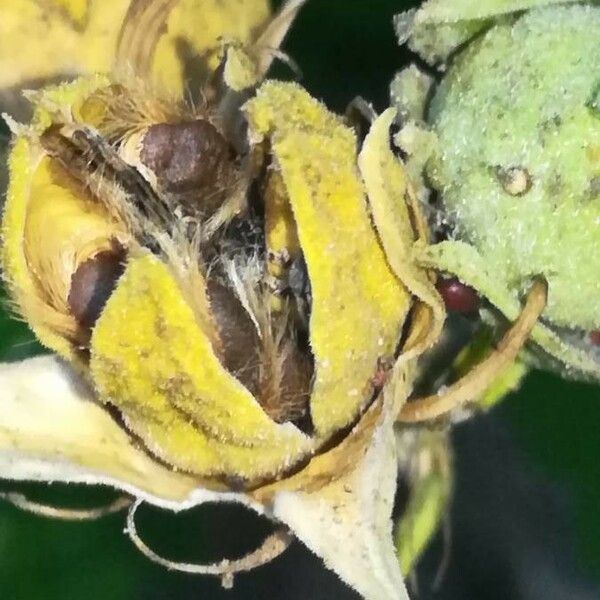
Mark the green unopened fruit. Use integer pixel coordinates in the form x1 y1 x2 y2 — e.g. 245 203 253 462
390 3 600 379
427 5 600 332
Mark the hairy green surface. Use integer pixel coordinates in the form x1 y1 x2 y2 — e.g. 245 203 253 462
428 5 600 330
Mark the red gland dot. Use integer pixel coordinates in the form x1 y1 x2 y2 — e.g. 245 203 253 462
589 331 600 346
436 277 480 314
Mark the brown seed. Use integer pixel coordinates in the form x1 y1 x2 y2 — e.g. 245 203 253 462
276 342 313 425
207 280 314 426
68 249 126 329
589 331 600 346
206 280 262 396
140 120 235 197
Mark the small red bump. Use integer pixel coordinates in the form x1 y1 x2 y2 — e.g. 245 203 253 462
436 277 480 314
589 331 600 346
371 359 390 390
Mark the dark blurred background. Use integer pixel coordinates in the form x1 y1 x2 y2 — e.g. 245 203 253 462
0 1 599 598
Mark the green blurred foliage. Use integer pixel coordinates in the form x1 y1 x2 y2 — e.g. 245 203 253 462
0 1 598 598
504 372 600 577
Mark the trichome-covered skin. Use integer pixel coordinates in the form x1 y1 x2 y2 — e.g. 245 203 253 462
0 1 448 598
393 0 600 380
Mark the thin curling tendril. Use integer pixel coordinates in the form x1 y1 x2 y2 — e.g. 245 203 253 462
125 499 293 589
0 492 132 520
398 277 548 423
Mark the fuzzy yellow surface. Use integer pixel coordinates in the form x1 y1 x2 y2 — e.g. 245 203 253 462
0 355 206 502
90 254 311 480
0 0 269 96
2 137 75 358
223 45 260 92
360 111 415 247
1 76 115 360
358 108 444 357
245 82 411 438
264 171 301 312
27 74 110 132
25 157 126 313
265 172 300 259
265 172 301 267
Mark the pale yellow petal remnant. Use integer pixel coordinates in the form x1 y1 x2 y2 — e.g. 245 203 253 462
0 0 270 98
51 0 88 27
156 0 270 93
0 355 203 503
91 254 311 481
359 108 445 359
245 82 411 438
262 370 412 600
0 0 132 93
2 137 75 358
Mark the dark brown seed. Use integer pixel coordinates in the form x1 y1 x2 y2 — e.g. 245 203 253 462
207 280 314 425
276 343 313 425
68 249 125 328
206 280 262 396
140 120 234 197
589 331 600 346
436 277 480 314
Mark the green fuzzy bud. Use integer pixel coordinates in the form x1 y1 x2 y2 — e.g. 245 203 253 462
428 5 600 331
394 2 600 379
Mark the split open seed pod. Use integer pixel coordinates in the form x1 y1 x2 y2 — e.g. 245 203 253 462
0 45 446 599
